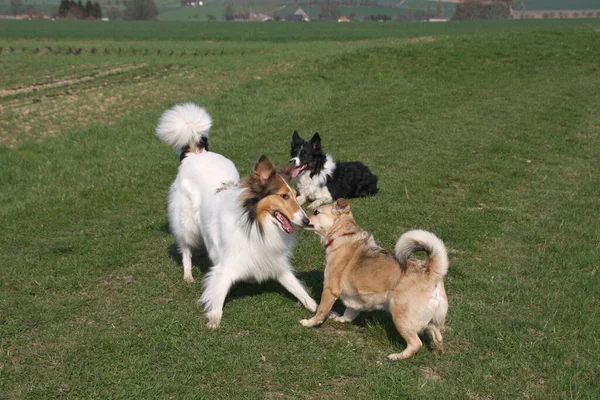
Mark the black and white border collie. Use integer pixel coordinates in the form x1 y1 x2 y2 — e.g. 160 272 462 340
289 131 378 209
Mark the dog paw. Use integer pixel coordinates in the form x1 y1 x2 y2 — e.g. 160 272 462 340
386 353 407 361
333 315 352 323
307 203 319 210
300 318 317 327
206 318 221 330
307 301 318 313
183 275 195 283
328 311 341 319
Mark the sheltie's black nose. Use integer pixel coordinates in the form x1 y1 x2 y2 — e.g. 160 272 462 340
302 217 310 226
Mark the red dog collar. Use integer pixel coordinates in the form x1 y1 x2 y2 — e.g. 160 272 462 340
324 232 357 249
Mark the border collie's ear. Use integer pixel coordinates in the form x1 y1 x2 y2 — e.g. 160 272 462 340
292 130 303 145
309 132 321 150
253 155 275 184
332 198 351 215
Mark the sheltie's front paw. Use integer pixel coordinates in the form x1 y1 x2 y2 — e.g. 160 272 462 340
306 299 318 313
206 316 221 330
183 274 195 283
300 318 318 327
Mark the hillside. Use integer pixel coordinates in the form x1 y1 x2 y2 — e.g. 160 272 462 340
1 0 598 21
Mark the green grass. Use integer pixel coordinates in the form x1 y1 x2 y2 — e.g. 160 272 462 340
2 21 600 399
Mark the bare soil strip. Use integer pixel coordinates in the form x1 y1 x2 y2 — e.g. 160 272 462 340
0 65 146 98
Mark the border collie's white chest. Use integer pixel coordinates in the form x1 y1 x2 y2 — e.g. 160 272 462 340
297 154 336 202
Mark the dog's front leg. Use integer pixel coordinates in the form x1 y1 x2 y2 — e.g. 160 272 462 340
300 285 340 327
333 307 360 323
307 200 323 210
199 266 235 330
308 195 332 210
278 270 317 312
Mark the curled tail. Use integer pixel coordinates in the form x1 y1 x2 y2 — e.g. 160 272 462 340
395 229 448 277
156 103 212 155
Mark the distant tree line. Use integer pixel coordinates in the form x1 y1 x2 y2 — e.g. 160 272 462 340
101 0 158 20
452 0 512 20
223 3 248 21
123 0 158 20
57 0 102 19
218 0 513 23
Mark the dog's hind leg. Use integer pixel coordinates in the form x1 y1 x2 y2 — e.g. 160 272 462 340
333 307 360 323
428 324 444 355
181 246 194 283
355 177 379 197
277 270 317 312
387 322 423 360
200 267 235 330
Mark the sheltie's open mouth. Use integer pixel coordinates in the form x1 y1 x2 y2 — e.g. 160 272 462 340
292 164 307 179
273 210 294 234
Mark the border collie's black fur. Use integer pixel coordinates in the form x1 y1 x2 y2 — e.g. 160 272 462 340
289 131 378 209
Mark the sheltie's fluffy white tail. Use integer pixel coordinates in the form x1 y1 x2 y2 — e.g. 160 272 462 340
395 229 448 277
156 103 212 149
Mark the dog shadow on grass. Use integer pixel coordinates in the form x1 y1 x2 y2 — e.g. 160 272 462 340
342 311 438 354
299 273 436 353
163 223 432 351
225 270 325 306
164 236 326 308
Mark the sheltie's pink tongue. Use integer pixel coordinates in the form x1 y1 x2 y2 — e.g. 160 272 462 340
275 211 295 234
292 165 306 179
282 218 294 234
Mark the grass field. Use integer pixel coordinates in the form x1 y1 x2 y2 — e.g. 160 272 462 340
2 19 600 399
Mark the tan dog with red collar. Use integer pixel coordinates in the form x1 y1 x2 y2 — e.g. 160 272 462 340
302 199 449 360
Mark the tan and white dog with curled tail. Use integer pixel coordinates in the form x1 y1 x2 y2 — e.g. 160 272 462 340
302 198 449 360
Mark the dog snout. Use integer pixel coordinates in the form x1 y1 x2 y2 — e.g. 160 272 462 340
302 217 310 226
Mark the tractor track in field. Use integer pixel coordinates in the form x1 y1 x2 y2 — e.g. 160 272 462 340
0 64 189 109
0 64 148 98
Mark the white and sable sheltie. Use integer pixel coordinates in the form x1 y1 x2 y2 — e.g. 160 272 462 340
156 103 317 329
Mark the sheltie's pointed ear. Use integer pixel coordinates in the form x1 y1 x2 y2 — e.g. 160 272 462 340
253 155 276 184
277 162 295 182
332 198 351 215
309 132 321 150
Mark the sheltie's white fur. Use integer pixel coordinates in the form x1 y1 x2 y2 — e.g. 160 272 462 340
157 103 317 329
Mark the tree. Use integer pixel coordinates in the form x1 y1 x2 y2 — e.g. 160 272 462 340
319 3 340 20
123 0 158 20
108 4 121 19
84 0 93 17
10 0 22 15
58 0 69 16
92 1 102 18
452 0 512 20
67 0 85 18
223 2 233 20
